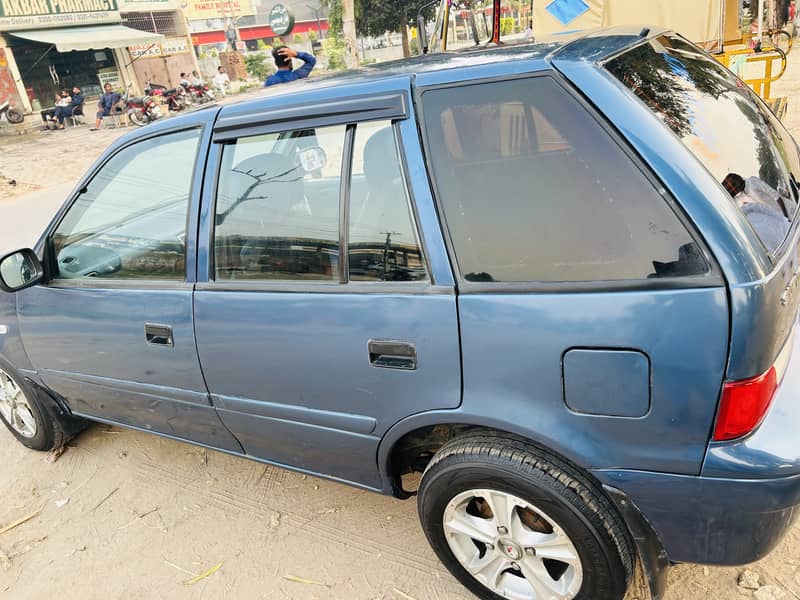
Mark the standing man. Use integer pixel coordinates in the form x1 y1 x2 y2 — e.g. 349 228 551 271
90 83 122 131
54 86 84 129
264 46 316 86
213 66 231 96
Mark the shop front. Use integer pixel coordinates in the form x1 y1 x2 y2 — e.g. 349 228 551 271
121 0 199 89
0 0 162 112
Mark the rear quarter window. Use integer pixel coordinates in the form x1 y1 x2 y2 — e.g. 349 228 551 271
605 35 800 255
420 76 709 284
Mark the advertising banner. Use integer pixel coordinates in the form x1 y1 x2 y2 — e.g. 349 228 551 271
0 0 120 30
184 0 255 20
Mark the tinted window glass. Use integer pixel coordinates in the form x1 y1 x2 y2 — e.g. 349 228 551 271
606 35 799 254
52 128 200 280
421 77 708 283
349 121 427 282
214 125 345 281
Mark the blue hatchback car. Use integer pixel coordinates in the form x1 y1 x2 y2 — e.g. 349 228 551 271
2 27 800 600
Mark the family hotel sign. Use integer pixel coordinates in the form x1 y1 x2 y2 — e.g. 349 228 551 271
0 0 121 30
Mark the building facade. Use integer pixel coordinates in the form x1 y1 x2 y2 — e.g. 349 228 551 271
122 0 199 89
0 0 197 113
187 0 327 52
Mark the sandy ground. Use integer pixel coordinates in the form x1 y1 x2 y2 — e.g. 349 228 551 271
2 57 800 600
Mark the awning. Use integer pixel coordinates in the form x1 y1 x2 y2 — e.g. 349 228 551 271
11 25 163 53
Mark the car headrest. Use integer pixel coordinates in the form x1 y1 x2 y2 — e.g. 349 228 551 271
364 126 401 187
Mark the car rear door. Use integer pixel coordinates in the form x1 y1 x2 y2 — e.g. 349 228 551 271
193 83 461 490
16 122 241 452
417 71 729 475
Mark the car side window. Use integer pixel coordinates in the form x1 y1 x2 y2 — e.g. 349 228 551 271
349 121 427 282
421 77 711 283
51 128 201 280
214 125 345 281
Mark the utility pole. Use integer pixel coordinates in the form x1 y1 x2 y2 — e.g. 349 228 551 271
342 0 360 68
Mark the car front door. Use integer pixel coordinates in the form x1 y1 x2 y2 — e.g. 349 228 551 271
193 93 461 490
16 125 241 452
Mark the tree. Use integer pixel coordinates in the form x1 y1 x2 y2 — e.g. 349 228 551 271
358 0 416 57
324 0 422 58
244 53 271 82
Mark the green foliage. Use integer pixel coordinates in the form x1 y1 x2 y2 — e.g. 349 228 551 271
257 38 270 50
357 0 412 38
409 36 420 55
293 33 304 43
500 17 514 36
307 28 318 42
323 35 347 70
244 53 270 81
323 0 343 35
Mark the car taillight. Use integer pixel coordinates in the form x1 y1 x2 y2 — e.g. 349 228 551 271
713 330 794 441
713 367 777 441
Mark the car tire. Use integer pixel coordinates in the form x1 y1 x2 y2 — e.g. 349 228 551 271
417 432 634 600
0 364 84 451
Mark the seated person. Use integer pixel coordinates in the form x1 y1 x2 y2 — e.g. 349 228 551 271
90 83 122 131
41 90 70 129
722 172 791 253
54 86 84 130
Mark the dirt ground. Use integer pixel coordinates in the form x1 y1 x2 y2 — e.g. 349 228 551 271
2 62 800 600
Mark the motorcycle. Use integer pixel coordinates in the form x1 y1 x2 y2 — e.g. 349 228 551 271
185 82 215 105
145 81 187 113
0 100 24 124
116 83 159 127
126 94 162 127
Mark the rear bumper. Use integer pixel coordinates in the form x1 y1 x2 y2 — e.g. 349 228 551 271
594 468 800 564
595 315 800 565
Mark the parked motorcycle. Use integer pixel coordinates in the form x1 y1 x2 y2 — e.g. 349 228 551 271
126 94 162 127
0 100 24 124
145 81 187 113
185 83 215 105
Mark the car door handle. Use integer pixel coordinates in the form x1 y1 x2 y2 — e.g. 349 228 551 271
145 323 173 347
368 340 417 370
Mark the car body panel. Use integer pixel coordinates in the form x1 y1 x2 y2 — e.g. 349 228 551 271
0 293 31 372
194 77 461 487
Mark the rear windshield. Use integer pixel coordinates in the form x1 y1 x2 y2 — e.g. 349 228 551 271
606 35 800 255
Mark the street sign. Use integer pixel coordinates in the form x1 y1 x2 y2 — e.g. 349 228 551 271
269 3 294 36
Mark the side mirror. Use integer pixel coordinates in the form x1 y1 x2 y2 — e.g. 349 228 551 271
0 249 43 293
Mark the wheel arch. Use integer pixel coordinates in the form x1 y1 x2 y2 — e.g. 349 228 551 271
378 411 596 498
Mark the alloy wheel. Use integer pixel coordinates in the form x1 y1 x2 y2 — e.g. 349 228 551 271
0 369 37 438
443 488 583 600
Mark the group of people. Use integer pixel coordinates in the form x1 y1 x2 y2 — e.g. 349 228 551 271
36 44 315 134
39 82 123 132
40 86 84 130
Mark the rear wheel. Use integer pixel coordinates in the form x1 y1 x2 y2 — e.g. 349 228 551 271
417 433 633 600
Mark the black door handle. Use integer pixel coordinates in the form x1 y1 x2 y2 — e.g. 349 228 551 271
145 323 173 347
368 340 417 370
